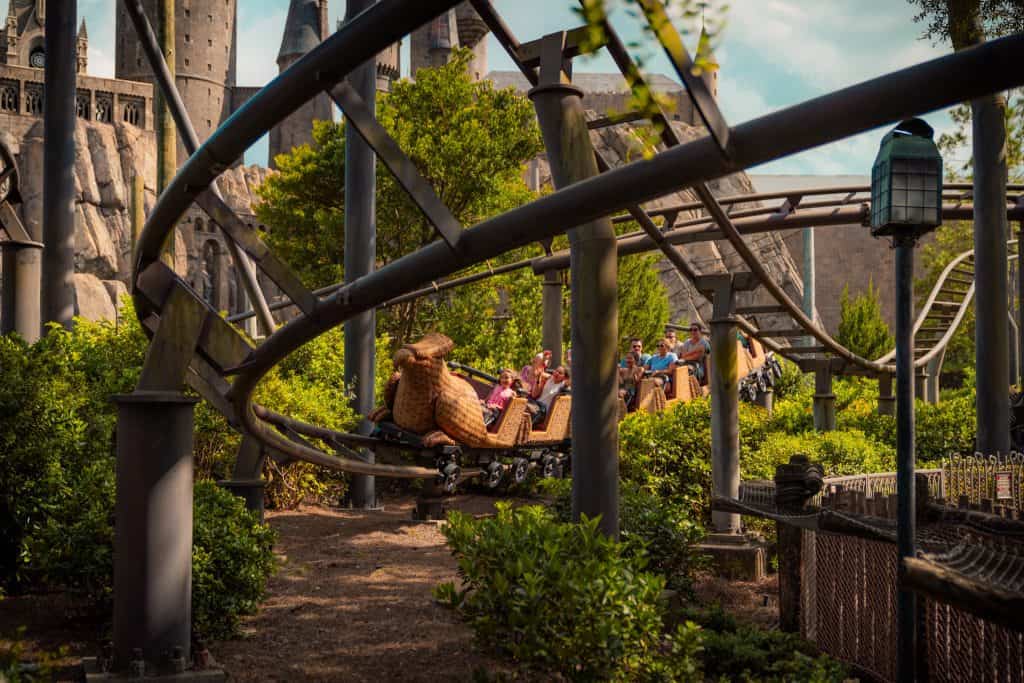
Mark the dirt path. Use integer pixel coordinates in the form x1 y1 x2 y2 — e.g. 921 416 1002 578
212 495 509 682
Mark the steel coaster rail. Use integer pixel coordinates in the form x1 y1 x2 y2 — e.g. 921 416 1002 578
133 3 1024 476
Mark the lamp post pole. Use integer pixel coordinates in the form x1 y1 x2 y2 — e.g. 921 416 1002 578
894 233 917 683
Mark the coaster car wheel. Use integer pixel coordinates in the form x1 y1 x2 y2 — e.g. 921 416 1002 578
512 457 530 484
541 453 559 479
485 460 505 489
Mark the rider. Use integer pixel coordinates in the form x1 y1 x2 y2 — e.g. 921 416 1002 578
678 324 711 384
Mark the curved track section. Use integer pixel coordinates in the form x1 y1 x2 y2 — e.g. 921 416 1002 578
130 0 1024 480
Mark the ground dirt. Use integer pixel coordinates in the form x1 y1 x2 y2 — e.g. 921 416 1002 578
1 494 781 682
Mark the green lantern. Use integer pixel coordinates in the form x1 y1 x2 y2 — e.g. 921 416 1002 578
870 118 944 239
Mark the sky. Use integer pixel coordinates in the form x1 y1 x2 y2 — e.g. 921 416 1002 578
66 0 965 173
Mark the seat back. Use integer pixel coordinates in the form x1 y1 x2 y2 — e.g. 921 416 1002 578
528 394 572 443
488 396 530 446
635 377 667 414
666 364 695 404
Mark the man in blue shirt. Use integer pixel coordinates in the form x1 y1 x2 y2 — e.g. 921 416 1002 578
644 338 679 388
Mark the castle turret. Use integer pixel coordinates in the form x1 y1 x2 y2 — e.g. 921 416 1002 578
75 18 87 73
455 2 488 82
410 2 489 82
115 0 237 161
267 0 333 169
1 0 46 68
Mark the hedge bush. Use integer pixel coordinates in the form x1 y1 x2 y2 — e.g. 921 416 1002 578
545 479 707 594
192 482 278 640
678 606 848 682
438 503 702 681
744 429 896 481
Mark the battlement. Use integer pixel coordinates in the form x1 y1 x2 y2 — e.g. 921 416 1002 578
0 63 153 134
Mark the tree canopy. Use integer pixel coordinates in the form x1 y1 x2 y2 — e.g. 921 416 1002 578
255 50 671 369
837 281 894 360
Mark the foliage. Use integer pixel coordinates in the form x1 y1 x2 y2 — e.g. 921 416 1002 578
908 0 1023 48
439 503 703 681
744 430 896 481
618 399 713 515
0 627 63 682
257 50 544 349
837 281 893 360
678 606 848 682
548 481 707 594
617 252 671 353
191 482 278 640
770 357 811 401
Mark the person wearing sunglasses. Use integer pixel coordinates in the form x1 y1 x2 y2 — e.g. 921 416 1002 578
678 324 711 384
643 338 679 388
620 337 651 368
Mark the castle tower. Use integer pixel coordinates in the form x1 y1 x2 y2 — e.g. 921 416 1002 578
455 2 487 82
115 0 237 161
75 18 87 73
0 0 46 68
267 0 333 169
409 2 488 82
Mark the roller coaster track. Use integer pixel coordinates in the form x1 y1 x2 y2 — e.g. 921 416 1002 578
123 0 1024 481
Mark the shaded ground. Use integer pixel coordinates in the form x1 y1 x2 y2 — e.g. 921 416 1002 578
1 494 782 681
211 495 510 682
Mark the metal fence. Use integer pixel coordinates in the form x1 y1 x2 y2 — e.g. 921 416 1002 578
944 453 1024 512
801 530 1024 682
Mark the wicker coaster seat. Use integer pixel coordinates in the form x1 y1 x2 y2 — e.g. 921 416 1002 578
526 394 572 445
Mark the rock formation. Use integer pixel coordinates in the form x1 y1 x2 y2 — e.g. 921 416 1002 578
3 118 268 323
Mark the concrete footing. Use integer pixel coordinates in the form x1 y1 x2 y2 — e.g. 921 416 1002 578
82 657 225 682
698 532 767 580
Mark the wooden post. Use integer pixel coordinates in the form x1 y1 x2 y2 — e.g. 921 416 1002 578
774 454 824 633
156 0 176 268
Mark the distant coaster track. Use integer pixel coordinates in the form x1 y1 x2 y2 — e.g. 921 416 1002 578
125 0 1024 482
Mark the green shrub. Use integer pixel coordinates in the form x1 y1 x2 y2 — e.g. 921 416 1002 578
191 482 278 640
547 482 707 594
679 607 847 682
744 429 895 480
439 503 700 681
619 400 712 515
837 281 894 360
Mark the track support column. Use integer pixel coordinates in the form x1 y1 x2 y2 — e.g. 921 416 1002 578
344 0 380 510
42 1 77 330
878 372 896 416
528 31 618 537
542 269 563 367
813 362 836 432
973 88 1011 455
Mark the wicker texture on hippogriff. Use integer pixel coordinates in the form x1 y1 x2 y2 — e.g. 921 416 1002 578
368 333 526 449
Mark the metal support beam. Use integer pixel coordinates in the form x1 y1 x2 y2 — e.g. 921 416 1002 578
802 226 816 347
530 32 618 538
926 349 944 405
700 273 754 534
894 235 917 683
1 241 43 341
542 269 563 367
42 1 77 330
344 0 379 510
157 0 176 266
973 91 1011 455
112 391 197 675
813 363 836 431
1018 223 1023 385
879 373 896 416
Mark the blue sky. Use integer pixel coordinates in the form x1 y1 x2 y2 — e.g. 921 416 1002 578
68 0 964 173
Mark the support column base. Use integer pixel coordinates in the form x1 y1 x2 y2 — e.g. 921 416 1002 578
698 532 767 580
82 657 226 682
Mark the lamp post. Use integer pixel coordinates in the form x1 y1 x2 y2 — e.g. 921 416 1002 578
869 117 943 683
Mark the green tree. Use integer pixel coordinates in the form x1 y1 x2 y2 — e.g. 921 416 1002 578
837 281 894 360
256 49 543 344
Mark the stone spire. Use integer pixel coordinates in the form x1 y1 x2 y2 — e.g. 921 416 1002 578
278 0 323 66
76 17 87 73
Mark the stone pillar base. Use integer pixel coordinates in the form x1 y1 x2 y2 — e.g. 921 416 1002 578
698 532 767 580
